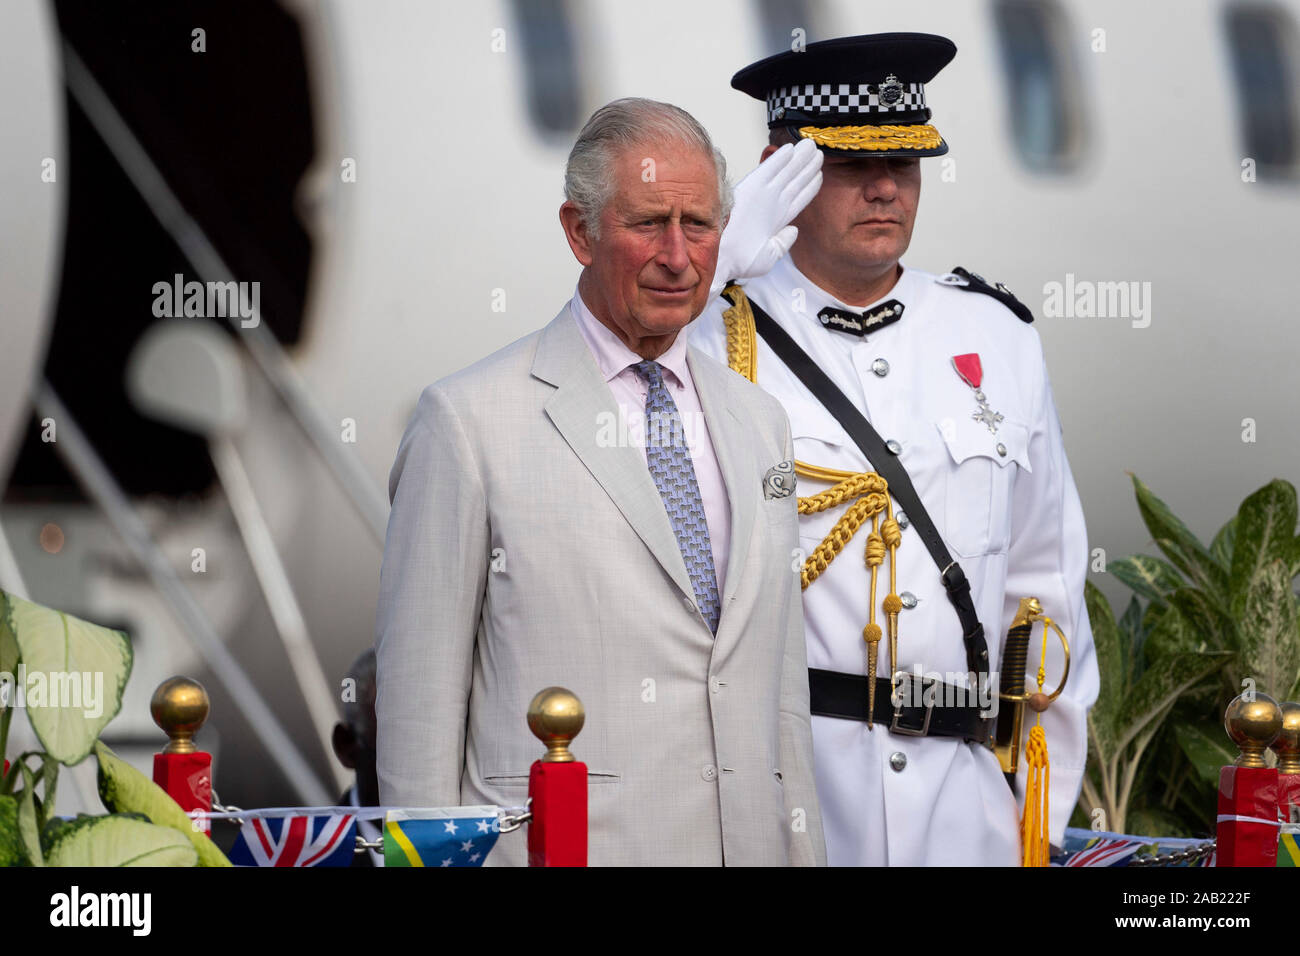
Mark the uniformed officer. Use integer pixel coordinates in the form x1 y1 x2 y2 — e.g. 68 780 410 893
690 32 1099 865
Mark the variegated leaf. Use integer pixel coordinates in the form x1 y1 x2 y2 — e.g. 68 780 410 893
7 593 132 765
1167 587 1237 651
1108 554 1184 604
0 590 18 679
1131 473 1227 599
44 813 197 867
1238 558 1300 701
1144 599 1204 663
1174 720 1236 788
1115 651 1232 756
1229 480 1298 618
1085 582 1123 759
1210 515 1237 571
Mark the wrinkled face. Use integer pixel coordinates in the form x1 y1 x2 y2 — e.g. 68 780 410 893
572 143 723 343
788 151 921 282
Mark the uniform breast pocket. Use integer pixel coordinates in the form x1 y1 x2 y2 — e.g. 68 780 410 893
935 417 1031 558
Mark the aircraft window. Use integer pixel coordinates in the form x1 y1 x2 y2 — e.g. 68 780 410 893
755 0 819 55
510 0 582 136
1224 4 1299 176
992 0 1087 171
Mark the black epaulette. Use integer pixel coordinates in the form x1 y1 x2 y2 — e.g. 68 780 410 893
943 266 1034 324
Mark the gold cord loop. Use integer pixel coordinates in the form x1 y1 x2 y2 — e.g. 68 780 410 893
722 283 906 684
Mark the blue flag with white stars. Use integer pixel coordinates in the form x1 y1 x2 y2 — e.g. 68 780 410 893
383 807 501 867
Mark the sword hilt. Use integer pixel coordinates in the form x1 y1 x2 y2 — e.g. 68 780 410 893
994 597 1072 781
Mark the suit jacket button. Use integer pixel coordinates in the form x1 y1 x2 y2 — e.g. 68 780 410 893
889 752 908 772
701 764 717 782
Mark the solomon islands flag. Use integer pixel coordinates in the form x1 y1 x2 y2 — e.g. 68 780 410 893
384 806 500 867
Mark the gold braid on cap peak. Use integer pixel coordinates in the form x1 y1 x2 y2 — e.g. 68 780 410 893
797 123 942 151
722 284 905 697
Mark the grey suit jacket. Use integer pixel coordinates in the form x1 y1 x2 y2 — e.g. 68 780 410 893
374 304 826 866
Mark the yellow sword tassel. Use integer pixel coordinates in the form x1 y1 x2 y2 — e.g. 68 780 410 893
1021 617 1055 867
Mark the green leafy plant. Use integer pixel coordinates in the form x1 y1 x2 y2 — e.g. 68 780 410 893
0 589 230 866
1076 476 1300 837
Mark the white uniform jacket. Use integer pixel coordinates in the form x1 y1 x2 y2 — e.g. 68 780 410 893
690 255 1098 866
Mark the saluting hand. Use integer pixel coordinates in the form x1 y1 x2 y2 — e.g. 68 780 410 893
710 137 823 297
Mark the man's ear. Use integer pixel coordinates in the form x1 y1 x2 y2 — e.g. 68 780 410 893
559 201 595 267
760 144 781 163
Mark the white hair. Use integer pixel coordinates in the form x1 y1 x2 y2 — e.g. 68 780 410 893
564 97 733 239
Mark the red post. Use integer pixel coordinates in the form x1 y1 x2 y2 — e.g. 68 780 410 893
527 760 587 866
525 686 588 867
1216 693 1284 867
153 751 212 833
150 676 212 833
1215 765 1279 867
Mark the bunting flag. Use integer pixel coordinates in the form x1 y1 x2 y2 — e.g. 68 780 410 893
1278 830 1300 867
1052 828 1214 867
228 812 357 867
383 807 501 867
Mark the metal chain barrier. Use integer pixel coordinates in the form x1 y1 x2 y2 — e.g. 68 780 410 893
1126 840 1217 867
209 790 531 855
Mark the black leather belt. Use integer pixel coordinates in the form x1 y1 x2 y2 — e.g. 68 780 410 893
809 668 995 746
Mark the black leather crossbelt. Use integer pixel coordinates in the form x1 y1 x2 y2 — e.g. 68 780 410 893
809 668 995 746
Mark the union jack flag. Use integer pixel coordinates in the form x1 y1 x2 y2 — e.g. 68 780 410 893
1057 835 1143 867
229 813 358 867
1052 827 1214 867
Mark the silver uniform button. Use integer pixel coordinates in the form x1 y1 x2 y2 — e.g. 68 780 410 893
896 510 909 529
871 357 890 377
890 752 908 772
886 439 902 455
996 443 1007 457
701 765 717 782
900 591 917 609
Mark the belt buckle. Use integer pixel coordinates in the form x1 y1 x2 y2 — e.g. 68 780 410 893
889 672 934 737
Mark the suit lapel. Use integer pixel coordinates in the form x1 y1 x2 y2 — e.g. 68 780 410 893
688 345 757 613
533 307 697 602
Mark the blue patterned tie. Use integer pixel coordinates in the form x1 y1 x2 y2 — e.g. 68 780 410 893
633 360 721 634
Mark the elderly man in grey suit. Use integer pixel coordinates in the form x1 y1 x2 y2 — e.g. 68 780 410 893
375 97 826 866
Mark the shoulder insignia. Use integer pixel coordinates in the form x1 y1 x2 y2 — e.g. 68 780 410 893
936 267 1034 324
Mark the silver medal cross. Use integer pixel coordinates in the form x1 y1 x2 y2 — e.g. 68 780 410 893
971 389 1003 434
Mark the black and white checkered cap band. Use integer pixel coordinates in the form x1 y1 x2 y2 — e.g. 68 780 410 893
765 82 926 123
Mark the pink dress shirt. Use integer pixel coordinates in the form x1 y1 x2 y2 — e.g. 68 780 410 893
570 289 731 595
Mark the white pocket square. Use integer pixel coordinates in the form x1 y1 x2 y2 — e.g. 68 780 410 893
763 459 796 499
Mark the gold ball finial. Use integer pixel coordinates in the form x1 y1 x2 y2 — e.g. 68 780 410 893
527 687 584 763
1272 701 1300 776
151 676 210 755
1224 693 1283 768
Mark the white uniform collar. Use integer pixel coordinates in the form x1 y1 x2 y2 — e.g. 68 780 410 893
763 255 925 341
